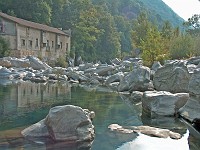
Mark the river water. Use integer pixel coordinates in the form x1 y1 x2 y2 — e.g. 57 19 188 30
0 81 199 150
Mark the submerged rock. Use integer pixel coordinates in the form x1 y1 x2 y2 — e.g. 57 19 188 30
21 105 95 143
108 124 181 139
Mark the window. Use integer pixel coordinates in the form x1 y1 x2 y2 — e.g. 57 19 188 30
0 23 4 33
60 42 62 49
52 41 54 48
47 40 49 47
43 43 46 47
26 28 30 36
21 39 25 46
29 40 32 47
66 43 69 51
35 38 39 47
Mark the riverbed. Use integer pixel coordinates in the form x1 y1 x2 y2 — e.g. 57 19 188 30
0 81 199 150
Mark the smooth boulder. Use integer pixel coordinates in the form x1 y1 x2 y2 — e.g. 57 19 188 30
153 61 190 93
179 96 200 123
188 69 200 95
118 66 153 92
27 56 51 70
142 91 189 117
22 105 95 143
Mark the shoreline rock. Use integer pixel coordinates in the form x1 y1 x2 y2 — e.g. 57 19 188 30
21 105 95 143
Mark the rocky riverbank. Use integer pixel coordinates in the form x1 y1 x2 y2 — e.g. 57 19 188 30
0 55 200 142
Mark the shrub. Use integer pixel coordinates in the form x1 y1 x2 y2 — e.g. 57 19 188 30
55 56 67 68
0 36 10 57
169 34 195 59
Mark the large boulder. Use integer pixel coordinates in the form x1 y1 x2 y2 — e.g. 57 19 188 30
10 58 30 68
187 56 200 65
21 105 95 143
21 119 49 138
142 91 189 117
153 61 190 93
179 96 200 123
151 61 162 72
105 72 124 85
0 67 14 79
118 65 154 92
94 65 115 76
26 56 51 70
188 69 200 95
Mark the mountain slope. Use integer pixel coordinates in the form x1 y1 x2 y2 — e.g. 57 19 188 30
92 0 184 28
140 0 184 27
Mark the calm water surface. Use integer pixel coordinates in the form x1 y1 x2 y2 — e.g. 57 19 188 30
0 81 199 150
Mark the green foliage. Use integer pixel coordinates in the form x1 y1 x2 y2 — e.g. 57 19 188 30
55 56 68 68
95 12 121 62
131 12 152 49
169 34 195 59
0 36 10 57
0 0 185 63
139 26 166 66
73 7 103 61
0 0 52 25
184 14 200 36
193 36 200 56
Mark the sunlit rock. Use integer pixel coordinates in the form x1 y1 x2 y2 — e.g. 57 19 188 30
108 124 181 139
179 96 200 123
26 56 51 70
142 91 189 117
21 105 95 143
188 69 200 95
153 61 190 93
118 65 153 92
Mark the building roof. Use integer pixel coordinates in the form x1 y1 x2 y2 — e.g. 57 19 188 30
0 12 69 36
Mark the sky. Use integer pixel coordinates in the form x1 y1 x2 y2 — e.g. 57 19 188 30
162 0 200 20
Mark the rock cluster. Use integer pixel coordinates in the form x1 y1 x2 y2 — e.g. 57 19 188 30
1 55 200 140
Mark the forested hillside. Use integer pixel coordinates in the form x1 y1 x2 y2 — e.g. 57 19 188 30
0 0 198 65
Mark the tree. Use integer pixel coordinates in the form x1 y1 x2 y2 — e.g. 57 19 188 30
0 37 10 57
114 15 132 54
139 26 166 66
1 0 52 25
73 7 103 61
131 12 152 49
183 14 200 36
161 21 173 40
96 12 121 62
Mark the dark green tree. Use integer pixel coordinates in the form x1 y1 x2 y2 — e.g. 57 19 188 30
96 12 121 62
73 7 103 61
139 26 166 66
0 37 10 57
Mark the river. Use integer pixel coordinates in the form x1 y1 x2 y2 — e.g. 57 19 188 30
0 81 199 150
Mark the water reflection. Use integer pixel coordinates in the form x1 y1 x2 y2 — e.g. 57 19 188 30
117 131 190 150
0 82 199 149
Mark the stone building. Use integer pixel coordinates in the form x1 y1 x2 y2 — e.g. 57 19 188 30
0 12 71 63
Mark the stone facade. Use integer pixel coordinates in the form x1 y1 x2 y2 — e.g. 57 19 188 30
0 12 71 63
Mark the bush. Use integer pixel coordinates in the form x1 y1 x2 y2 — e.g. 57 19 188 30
169 35 195 59
0 36 10 57
55 56 67 68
